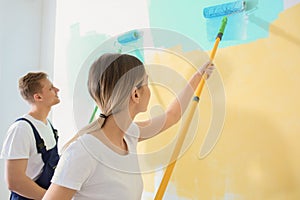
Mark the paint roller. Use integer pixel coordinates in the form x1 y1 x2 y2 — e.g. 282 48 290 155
153 1 246 199
203 0 246 19
204 0 246 41
115 30 144 62
89 30 144 123
117 30 143 45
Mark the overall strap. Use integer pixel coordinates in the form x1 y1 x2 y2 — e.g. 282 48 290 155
15 118 46 154
47 120 59 142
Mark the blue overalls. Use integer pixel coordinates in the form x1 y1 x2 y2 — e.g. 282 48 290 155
10 118 59 200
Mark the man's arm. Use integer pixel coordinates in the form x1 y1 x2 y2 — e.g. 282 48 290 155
6 159 46 200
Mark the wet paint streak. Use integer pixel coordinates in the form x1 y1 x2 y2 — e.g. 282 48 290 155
148 0 283 50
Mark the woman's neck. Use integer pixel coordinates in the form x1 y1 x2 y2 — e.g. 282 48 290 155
102 113 132 144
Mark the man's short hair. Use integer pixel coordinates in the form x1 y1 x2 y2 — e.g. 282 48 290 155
18 72 48 103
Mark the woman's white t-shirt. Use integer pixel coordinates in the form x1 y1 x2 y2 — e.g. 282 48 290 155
52 123 143 200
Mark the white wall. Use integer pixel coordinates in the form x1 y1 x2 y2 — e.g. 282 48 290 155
0 0 56 198
53 0 150 149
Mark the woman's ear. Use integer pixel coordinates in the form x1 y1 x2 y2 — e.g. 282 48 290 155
131 87 140 103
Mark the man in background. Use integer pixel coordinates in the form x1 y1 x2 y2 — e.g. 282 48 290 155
1 72 60 199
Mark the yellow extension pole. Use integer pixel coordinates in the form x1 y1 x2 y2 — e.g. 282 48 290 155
154 17 227 200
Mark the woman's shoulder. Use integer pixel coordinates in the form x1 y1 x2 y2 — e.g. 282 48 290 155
62 135 97 161
126 122 140 138
123 122 140 150
65 133 109 161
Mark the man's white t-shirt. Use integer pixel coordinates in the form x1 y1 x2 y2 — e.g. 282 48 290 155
0 114 56 180
52 123 143 200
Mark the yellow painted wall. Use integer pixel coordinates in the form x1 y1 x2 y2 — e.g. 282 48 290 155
138 4 300 199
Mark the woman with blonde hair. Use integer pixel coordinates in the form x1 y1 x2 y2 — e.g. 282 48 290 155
43 53 214 200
